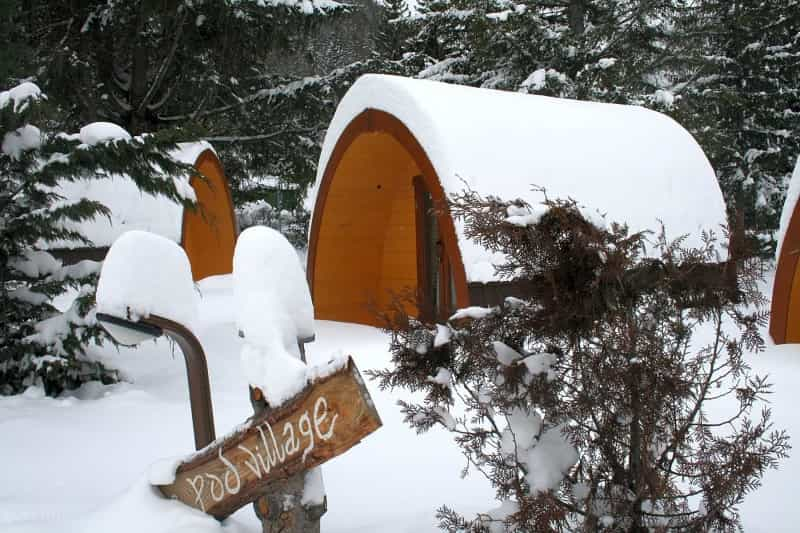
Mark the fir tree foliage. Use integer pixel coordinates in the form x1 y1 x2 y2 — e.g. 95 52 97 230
18 0 343 134
10 0 353 226
375 0 411 60
671 0 800 256
405 0 679 103
384 1 799 257
0 81 195 396
370 192 789 531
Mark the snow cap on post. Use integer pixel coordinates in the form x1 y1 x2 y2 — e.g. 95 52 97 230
233 226 315 341
233 226 315 405
96 230 199 329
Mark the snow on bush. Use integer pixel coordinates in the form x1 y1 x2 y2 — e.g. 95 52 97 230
78 122 132 146
2 124 41 159
371 195 787 532
96 231 199 328
0 81 42 112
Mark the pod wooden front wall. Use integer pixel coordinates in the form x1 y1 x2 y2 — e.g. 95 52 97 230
308 110 470 327
182 150 238 282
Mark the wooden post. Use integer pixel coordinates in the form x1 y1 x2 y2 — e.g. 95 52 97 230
251 335 324 532
250 384 326 532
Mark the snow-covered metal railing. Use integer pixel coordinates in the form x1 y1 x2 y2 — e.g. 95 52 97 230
96 312 217 451
92 227 381 531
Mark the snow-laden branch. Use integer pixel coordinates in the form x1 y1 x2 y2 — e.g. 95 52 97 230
200 125 323 144
157 76 322 122
138 8 188 114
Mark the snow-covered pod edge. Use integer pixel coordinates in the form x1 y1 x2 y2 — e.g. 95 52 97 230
307 74 727 283
45 135 214 250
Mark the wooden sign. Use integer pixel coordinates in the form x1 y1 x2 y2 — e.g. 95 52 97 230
157 357 381 519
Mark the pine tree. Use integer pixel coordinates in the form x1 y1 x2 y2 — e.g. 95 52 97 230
375 0 411 61
671 0 800 256
370 192 788 531
403 0 681 106
0 81 194 396
469 0 681 103
0 1 33 85
9 0 352 234
402 0 506 85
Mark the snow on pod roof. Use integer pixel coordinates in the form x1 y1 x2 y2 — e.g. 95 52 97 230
776 155 800 261
48 140 215 249
309 74 727 283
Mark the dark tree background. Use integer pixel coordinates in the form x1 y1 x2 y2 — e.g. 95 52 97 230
5 0 796 252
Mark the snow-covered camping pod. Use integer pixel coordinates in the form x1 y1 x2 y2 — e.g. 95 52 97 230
51 142 237 282
306 74 727 326
770 156 800 344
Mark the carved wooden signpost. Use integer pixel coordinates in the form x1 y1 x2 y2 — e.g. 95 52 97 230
157 357 381 519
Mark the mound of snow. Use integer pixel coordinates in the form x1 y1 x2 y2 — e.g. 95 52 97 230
96 230 199 329
79 122 132 146
2 124 41 160
0 81 42 112
233 226 314 341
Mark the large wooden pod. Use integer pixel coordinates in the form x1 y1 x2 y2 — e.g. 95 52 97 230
50 143 237 281
181 149 237 280
770 156 800 344
307 75 726 327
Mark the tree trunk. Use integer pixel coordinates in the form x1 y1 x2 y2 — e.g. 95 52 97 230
129 3 150 134
568 0 585 36
628 356 646 532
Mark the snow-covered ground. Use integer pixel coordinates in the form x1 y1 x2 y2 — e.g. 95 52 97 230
0 274 797 532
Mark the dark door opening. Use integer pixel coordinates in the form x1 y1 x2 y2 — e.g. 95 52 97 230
414 176 455 323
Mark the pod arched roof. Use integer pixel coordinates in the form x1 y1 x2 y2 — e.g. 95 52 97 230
309 74 727 283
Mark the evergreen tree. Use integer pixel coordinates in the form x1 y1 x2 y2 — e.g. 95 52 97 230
371 192 788 531
404 0 505 84
462 0 680 103
0 81 194 396
0 1 34 85
375 0 411 61
404 0 680 105
9 0 351 231
16 1 340 134
672 0 800 256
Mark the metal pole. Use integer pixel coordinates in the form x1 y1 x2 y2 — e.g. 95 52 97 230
145 314 216 450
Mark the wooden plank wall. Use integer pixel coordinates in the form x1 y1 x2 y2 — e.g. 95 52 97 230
314 132 420 325
786 258 800 342
182 152 237 281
